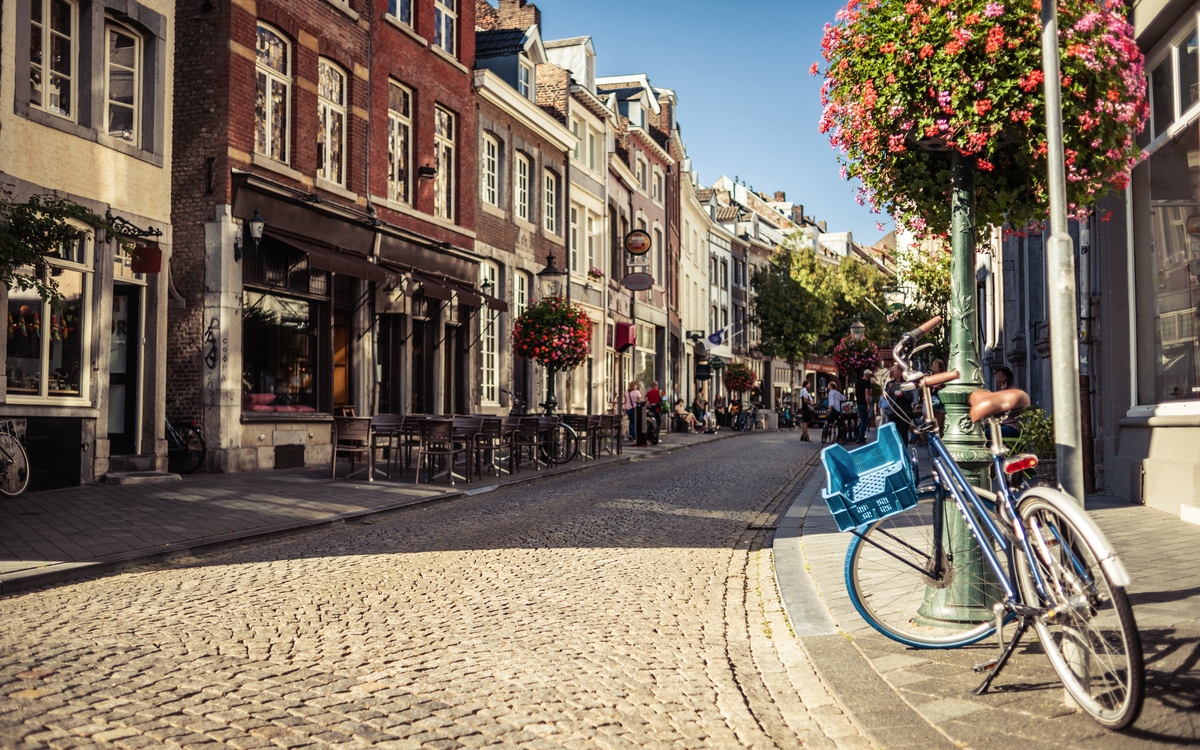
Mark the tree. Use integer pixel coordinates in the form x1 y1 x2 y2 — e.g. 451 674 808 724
751 238 832 366
1 184 126 305
828 256 893 345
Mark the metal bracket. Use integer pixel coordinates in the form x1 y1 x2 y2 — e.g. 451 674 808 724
104 209 163 244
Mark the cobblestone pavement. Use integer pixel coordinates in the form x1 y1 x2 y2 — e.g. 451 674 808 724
0 432 871 749
786 471 1200 749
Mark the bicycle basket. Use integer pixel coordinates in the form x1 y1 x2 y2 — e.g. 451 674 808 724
820 422 919 532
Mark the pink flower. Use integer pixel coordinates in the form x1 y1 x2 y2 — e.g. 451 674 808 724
983 2 1004 17
809 62 820 75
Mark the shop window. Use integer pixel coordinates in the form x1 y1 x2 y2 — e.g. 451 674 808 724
30 0 78 120
6 233 91 402
388 81 412 205
255 23 291 163
242 291 322 412
317 59 347 186
105 20 140 142
434 105 455 220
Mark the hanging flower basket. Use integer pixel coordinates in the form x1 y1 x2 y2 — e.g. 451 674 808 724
815 0 1148 238
723 362 755 393
832 336 881 380
512 297 592 372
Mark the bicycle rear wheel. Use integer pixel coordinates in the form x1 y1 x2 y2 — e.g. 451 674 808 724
544 423 578 465
1015 490 1143 729
167 423 206 474
0 434 30 497
845 486 1006 648
821 419 835 444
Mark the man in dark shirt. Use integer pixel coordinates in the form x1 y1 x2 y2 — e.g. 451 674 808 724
854 368 873 444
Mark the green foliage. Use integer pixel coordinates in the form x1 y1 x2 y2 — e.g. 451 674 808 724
0 184 128 306
750 233 833 365
895 239 952 317
723 361 755 393
1012 406 1056 458
828 255 893 346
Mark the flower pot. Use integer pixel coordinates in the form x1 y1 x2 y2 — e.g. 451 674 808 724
130 246 162 274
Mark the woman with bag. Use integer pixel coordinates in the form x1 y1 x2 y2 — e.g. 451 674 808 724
798 378 815 442
624 381 642 440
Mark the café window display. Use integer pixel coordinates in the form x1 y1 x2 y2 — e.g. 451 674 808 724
6 233 91 401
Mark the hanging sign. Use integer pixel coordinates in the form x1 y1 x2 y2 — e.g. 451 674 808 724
621 272 654 291
624 229 652 256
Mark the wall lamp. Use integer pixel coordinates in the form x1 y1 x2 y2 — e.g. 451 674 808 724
235 207 265 262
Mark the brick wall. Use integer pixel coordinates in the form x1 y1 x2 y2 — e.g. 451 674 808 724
535 63 570 126
476 0 499 30
495 0 540 31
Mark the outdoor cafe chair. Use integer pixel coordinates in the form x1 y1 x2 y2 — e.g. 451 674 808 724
331 416 373 481
474 417 512 478
513 417 548 471
414 419 471 486
369 414 407 477
562 414 594 461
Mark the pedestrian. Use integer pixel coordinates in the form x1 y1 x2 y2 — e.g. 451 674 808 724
624 381 642 440
799 378 815 442
827 380 846 441
854 368 873 444
646 380 663 430
993 366 1021 438
929 358 948 436
884 366 914 446
713 393 726 427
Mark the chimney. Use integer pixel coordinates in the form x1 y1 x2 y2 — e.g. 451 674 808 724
476 0 499 30
497 0 540 31
774 191 786 202
818 220 827 233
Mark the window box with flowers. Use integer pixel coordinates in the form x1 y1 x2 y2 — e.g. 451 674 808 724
587 266 604 283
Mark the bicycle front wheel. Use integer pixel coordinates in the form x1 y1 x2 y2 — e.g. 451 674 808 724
167 423 206 474
0 434 30 497
1015 490 1144 729
845 486 1007 648
546 423 578 465
821 419 834 444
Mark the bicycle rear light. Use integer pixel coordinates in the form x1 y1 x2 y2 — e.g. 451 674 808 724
1003 453 1038 474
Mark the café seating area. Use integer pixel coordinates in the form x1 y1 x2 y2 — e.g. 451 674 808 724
330 413 625 486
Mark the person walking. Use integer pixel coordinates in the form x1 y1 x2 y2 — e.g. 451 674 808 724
713 393 726 428
624 381 642 441
826 381 846 442
798 378 815 442
854 368 873 444
884 366 914 446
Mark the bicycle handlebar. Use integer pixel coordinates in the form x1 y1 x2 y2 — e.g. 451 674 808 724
906 315 942 343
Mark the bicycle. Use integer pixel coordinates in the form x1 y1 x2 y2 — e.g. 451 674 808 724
166 417 205 474
826 316 1143 729
735 402 758 432
821 410 839 444
0 420 30 497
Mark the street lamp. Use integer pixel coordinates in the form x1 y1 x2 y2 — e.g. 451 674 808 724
236 207 266 262
850 317 865 340
537 251 566 299
536 252 567 415
480 277 495 299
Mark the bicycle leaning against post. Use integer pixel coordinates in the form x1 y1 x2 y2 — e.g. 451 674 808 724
0 420 31 497
821 316 1144 730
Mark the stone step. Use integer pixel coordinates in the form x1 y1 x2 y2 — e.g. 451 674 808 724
107 454 158 473
103 471 181 485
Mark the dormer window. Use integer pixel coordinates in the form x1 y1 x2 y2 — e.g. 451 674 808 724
518 60 533 100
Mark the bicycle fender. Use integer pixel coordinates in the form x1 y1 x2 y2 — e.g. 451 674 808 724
1016 486 1131 588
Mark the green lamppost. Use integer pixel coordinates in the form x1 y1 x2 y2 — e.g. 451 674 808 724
916 152 1001 627
537 252 567 415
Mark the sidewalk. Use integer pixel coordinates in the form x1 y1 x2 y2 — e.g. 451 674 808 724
0 427 737 595
775 453 1200 748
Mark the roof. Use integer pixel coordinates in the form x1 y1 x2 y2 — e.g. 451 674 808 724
601 86 645 101
695 188 715 203
714 206 741 222
475 28 528 57
545 36 589 48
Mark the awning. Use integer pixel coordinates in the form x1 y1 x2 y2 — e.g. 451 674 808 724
440 278 483 308
414 272 455 301
264 229 395 284
615 322 635 352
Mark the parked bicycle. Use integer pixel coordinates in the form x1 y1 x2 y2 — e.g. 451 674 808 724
0 420 30 497
503 389 580 464
166 414 205 474
823 316 1143 729
734 401 758 432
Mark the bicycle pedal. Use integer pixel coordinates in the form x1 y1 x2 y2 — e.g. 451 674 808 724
972 658 1000 674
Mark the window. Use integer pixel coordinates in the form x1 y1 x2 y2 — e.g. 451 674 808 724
637 158 648 191
655 229 664 285
243 291 322 412
317 59 347 186
388 0 411 25
515 153 531 221
481 133 499 206
586 214 596 273
388 81 412 204
481 262 499 405
721 260 729 289
571 119 582 160
434 0 456 56
653 171 663 202
434 105 455 220
1150 23 1200 139
514 271 529 317
255 23 291 163
588 131 597 170
30 0 78 119
105 20 141 142
569 206 580 273
6 231 92 401
544 171 558 233
518 61 533 100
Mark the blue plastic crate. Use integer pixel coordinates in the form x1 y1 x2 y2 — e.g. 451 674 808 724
820 422 919 532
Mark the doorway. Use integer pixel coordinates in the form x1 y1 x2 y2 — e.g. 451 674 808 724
108 285 141 455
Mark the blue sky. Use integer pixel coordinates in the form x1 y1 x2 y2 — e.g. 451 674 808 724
539 0 886 245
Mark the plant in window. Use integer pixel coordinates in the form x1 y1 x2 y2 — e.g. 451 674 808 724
511 297 592 372
723 361 755 393
587 266 604 281
816 0 1149 238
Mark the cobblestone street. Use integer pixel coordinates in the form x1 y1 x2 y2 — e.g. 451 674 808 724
0 433 865 750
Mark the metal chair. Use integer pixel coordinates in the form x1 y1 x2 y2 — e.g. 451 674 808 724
513 417 548 471
370 414 407 477
562 414 594 461
331 417 373 480
414 419 471 486
474 417 512 478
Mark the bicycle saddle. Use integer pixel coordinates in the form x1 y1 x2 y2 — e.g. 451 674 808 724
969 388 1031 423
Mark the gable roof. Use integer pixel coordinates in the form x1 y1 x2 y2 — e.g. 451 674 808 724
545 36 589 48
475 28 528 57
714 205 741 223
695 188 715 203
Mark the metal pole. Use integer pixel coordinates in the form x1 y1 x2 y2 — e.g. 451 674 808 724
1041 1 1086 504
917 151 999 627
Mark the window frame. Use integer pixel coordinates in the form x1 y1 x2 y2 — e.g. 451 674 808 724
104 18 142 143
388 80 413 205
569 205 580 273
480 261 500 405
388 0 412 26
514 271 530 317
586 213 596 274
317 58 348 186
255 22 292 164
434 105 455 220
434 0 457 57
544 170 558 234
588 131 597 171
518 60 533 100
481 132 499 206
29 0 79 121
5 227 94 405
515 153 531 222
